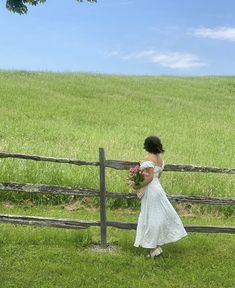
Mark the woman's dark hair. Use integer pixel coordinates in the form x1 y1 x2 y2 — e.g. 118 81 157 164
144 135 165 154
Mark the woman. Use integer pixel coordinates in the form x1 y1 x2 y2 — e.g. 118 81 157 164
133 135 188 258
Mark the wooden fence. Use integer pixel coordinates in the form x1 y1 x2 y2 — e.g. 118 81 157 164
0 148 234 248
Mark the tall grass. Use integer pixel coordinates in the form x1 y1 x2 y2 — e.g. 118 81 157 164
0 71 234 210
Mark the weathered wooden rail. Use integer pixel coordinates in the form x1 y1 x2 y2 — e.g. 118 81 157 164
1 151 235 173
0 182 234 204
0 149 234 248
0 214 234 234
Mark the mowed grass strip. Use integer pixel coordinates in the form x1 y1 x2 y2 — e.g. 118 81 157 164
0 203 234 288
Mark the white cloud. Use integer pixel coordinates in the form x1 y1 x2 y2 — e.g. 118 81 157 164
194 26 235 42
105 50 120 57
121 50 207 69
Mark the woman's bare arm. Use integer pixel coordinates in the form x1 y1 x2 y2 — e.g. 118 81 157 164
138 167 154 188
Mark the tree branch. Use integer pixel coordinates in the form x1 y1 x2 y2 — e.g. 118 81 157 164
6 0 97 14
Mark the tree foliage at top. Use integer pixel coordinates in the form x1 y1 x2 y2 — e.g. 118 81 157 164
6 0 97 14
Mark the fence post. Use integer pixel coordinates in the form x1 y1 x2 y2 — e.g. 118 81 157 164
99 147 107 248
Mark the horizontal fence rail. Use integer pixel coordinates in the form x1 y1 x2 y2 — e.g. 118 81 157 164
0 151 234 173
0 214 99 229
0 214 234 234
0 148 235 248
0 181 234 205
105 160 235 173
0 152 99 167
0 182 100 197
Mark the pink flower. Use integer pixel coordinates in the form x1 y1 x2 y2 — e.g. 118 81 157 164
129 165 140 174
127 165 145 190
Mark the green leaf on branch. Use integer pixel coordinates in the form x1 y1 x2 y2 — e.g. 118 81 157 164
6 0 97 15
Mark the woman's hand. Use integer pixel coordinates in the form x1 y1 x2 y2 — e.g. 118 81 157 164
128 180 142 190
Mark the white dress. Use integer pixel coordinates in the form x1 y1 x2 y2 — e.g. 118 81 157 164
134 160 188 248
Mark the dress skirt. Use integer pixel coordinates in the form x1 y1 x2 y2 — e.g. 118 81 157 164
134 178 188 248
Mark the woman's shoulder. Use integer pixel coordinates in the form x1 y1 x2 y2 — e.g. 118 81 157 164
143 154 163 167
143 154 157 162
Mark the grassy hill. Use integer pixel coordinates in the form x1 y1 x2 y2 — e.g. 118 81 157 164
0 71 234 208
0 71 234 288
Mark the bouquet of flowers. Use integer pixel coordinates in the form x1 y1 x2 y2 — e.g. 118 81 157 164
127 164 146 198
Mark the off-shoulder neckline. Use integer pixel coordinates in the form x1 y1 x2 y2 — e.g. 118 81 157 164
142 160 164 169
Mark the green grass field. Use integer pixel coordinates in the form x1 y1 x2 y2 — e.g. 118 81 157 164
0 71 234 287
0 203 235 288
0 71 234 201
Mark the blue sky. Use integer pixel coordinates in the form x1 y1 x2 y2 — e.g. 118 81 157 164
1 0 235 75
